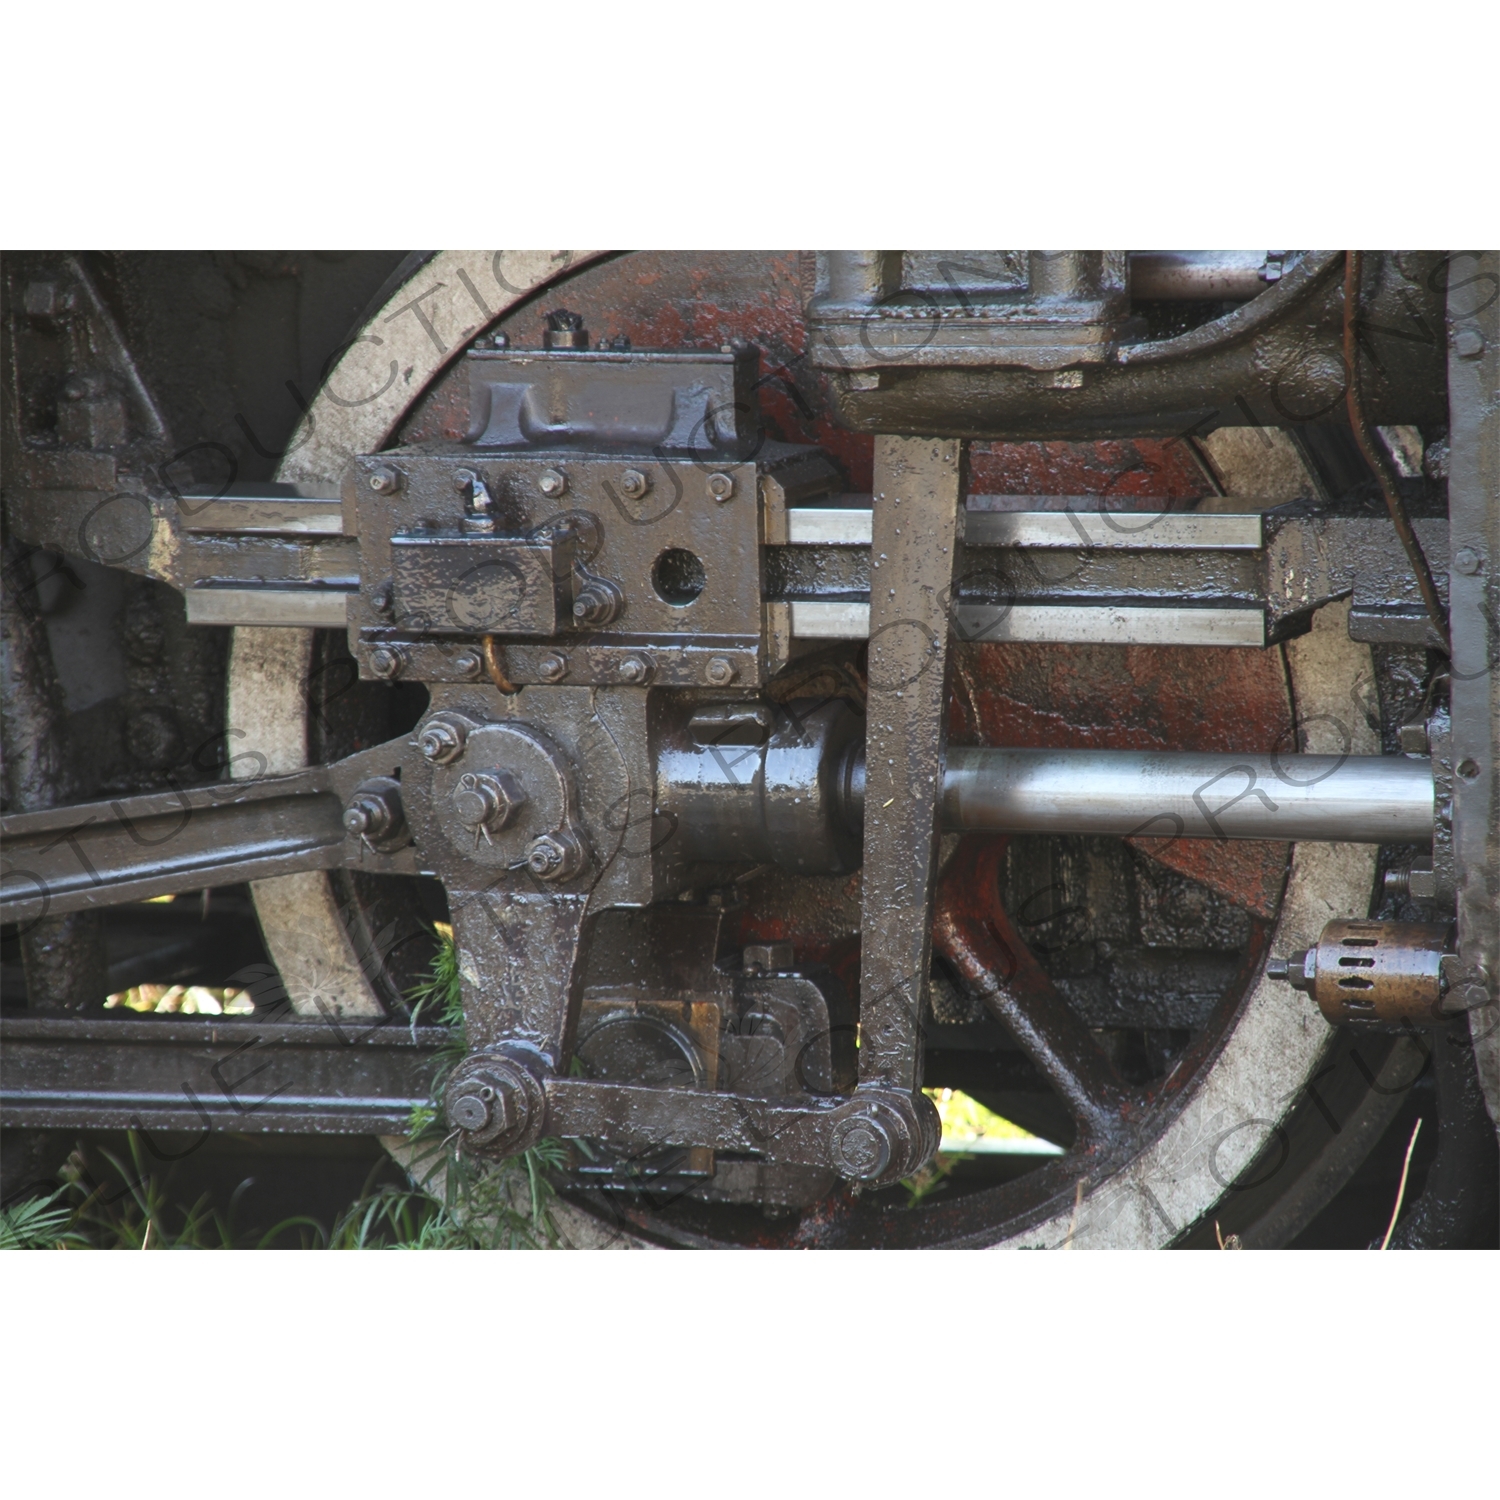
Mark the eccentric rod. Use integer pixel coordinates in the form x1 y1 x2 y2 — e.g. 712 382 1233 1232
843 747 1434 845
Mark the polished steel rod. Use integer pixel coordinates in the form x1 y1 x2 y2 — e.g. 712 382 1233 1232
938 748 1433 844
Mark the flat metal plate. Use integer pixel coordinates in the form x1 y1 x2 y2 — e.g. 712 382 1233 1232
963 510 1264 550
185 587 353 627
784 507 1265 550
790 599 1266 646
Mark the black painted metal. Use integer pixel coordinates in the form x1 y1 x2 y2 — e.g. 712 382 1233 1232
0 1016 447 1134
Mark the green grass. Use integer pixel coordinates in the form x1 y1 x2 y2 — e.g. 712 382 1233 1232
3 925 571 1250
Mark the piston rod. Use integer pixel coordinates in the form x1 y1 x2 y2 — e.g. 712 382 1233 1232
840 747 1433 845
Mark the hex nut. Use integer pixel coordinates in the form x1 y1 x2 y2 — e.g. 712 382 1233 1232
343 793 394 840
572 579 623 627
618 655 650 685
1453 326 1485 360
538 468 568 498
452 771 524 833
525 835 568 879
1454 547 1484 576
1398 722 1430 754
705 656 736 686
453 467 477 494
443 1055 547 1153
369 466 403 494
831 1115 893 1181
449 1088 492 1133
707 471 735 502
619 468 651 501
419 720 466 764
537 652 568 683
369 646 405 680
453 649 483 681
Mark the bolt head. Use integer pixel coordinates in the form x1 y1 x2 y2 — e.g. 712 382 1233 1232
618 655 650 685
705 656 736 686
707 471 735 502
452 770 523 832
419 721 465 764
1454 326 1486 360
453 650 483 680
1454 547 1484 576
619 468 651 501
369 466 402 494
538 468 567 498
23 281 61 319
537 652 568 683
369 647 403 680
831 1115 892 1181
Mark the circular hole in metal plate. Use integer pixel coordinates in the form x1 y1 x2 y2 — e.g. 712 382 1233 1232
651 547 706 605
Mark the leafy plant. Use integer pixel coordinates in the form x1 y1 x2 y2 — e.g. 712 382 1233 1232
375 921 572 1249
0 1189 86 1250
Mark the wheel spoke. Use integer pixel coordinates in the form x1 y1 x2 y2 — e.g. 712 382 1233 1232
932 835 1131 1142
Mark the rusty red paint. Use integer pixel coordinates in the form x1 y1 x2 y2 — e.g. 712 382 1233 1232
931 835 1054 1005
394 252 1293 920
968 437 1213 504
950 640 1293 915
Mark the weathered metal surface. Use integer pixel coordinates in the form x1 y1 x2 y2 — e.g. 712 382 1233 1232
949 635 1296 915
806 251 1449 439
0 1015 445 1133
0 738 415 922
1444 254 1500 1106
933 835 1130 1144
5 252 1476 1242
856 435 965 1094
1270 918 1451 1024
0 537 108 1010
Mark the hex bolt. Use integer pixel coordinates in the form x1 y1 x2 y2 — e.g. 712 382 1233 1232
419 719 466 765
831 1115 893 1181
619 468 651 501
453 649 483 681
705 656 737 686
369 646 406 680
537 652 568 683
452 771 524 833
525 835 568 879
617 655 650 685
707 471 735 502
449 1080 511 1136
572 579 622 627
449 1089 491 1133
453 467 477 495
1453 547 1484 576
1453 326 1486 360
488 331 510 350
538 468 568 498
369 466 403 494
343 791 396 841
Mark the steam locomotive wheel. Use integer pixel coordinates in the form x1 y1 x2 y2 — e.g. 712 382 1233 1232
229 251 1415 1248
